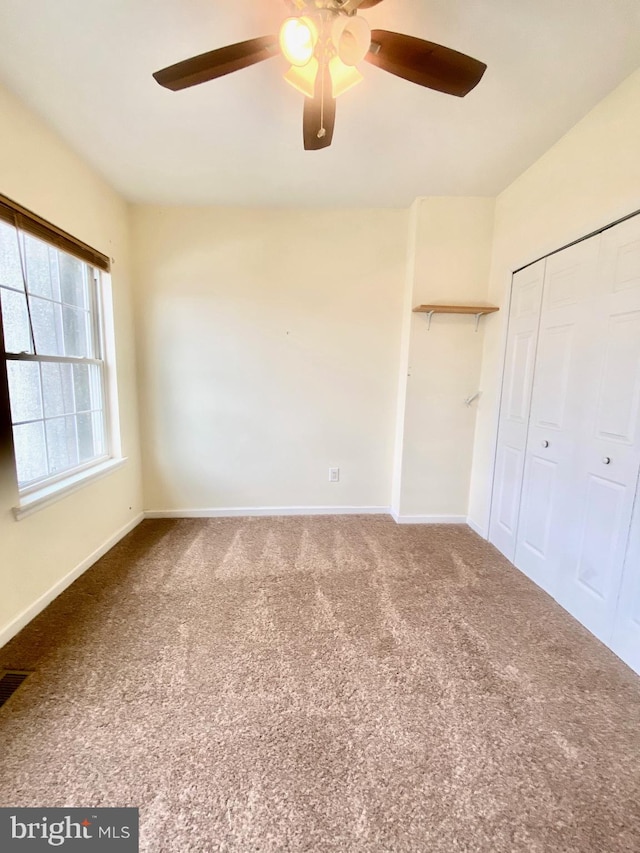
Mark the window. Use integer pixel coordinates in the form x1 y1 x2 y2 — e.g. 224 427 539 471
0 206 117 506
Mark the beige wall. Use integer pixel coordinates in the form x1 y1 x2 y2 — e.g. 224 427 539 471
469 67 640 534
393 197 495 520
131 206 408 512
0 84 143 642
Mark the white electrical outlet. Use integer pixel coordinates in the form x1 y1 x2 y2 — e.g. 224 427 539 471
329 467 340 483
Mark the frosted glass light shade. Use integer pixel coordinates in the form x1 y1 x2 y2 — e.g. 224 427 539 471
328 56 363 98
284 57 319 98
331 16 371 66
280 17 318 67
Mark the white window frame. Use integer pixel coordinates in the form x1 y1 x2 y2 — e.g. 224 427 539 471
0 233 125 519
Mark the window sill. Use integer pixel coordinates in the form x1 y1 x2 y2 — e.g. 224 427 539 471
13 457 128 521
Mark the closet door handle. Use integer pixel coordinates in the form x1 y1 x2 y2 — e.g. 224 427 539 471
602 456 611 465
541 440 549 448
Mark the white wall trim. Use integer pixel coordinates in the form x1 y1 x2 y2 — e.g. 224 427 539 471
145 506 391 519
146 508 477 527
391 512 467 525
466 517 488 538
0 513 144 650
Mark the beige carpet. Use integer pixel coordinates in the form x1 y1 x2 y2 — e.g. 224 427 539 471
1 517 639 852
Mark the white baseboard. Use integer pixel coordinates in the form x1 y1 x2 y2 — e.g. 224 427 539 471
391 512 467 525
466 517 488 538
146 508 475 528
145 506 390 519
0 513 144 650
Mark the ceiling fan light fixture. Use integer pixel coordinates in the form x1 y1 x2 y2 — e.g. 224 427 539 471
331 16 371 66
152 2 488 152
279 16 318 67
284 56 319 98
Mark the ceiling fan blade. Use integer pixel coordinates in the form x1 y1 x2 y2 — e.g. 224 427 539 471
366 30 486 97
153 36 279 91
340 0 385 10
303 68 336 151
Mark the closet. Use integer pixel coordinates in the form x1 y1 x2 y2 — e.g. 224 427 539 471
490 212 640 675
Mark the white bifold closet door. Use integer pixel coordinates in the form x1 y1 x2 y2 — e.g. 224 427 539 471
554 217 640 645
514 236 600 597
490 212 640 673
488 259 545 561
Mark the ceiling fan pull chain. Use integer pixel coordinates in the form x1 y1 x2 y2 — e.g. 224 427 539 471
318 63 327 139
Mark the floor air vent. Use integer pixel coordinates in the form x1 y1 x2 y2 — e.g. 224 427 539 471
0 670 31 708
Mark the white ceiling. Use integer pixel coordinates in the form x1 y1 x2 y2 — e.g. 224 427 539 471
0 0 639 207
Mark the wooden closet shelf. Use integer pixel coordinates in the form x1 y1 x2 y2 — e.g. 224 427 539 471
412 305 500 315
413 304 500 331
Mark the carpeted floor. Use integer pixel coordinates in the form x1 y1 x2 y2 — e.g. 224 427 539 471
1 517 639 852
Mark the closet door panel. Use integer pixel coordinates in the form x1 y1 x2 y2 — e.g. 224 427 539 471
612 480 640 673
555 215 640 645
518 456 557 558
514 237 600 595
601 214 640 296
574 476 627 598
608 216 640 673
596 311 640 443
531 323 574 429
489 261 545 560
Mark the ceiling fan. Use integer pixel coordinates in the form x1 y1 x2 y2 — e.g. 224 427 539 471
153 0 487 151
